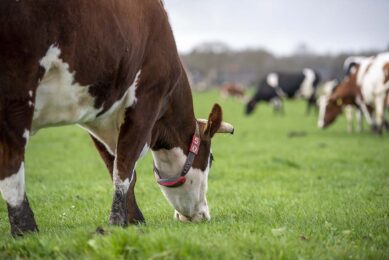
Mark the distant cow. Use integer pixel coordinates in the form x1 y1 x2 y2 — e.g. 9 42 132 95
245 69 321 115
318 80 364 133
319 53 389 134
0 1 234 236
220 83 245 100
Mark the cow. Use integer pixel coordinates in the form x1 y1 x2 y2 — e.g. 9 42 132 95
317 80 364 133
0 0 234 236
245 69 321 115
319 53 389 134
220 83 245 100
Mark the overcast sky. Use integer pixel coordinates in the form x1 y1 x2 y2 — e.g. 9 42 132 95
164 0 389 55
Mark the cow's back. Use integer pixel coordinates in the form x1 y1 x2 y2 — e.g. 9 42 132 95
0 0 172 131
278 73 305 97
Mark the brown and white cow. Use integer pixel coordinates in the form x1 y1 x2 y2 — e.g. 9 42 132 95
319 53 389 134
0 1 234 236
318 80 364 133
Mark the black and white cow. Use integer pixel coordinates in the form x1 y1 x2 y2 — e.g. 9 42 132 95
245 69 321 115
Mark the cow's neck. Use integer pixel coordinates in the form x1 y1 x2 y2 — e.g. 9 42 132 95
150 69 198 178
151 70 196 153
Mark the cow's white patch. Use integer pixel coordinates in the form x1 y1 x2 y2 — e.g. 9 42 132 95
317 96 327 128
80 70 141 156
267 73 279 88
32 45 102 132
28 101 34 107
23 129 30 146
300 68 315 98
152 148 210 222
112 154 131 193
0 162 25 207
28 90 33 97
356 53 389 127
343 56 366 72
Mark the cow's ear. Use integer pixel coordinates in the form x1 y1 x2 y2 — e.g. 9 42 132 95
197 104 234 140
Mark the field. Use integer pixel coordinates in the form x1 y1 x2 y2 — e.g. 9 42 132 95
1 91 388 259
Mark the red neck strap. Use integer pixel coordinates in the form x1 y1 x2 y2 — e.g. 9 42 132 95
154 122 201 188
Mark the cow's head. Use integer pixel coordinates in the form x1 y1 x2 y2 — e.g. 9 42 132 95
152 104 234 222
245 99 257 115
318 75 359 128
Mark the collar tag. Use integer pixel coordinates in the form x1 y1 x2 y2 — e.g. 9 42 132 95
189 135 201 155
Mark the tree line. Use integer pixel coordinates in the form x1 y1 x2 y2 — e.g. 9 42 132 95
181 42 385 90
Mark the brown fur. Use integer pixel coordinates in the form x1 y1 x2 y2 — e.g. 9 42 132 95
220 83 245 99
0 0 226 233
322 65 363 127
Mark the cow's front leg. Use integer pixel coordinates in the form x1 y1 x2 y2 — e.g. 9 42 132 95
109 98 160 226
90 135 145 225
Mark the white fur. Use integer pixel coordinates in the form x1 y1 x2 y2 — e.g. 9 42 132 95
317 96 327 129
80 70 141 156
300 68 315 98
32 45 102 132
317 80 338 128
343 56 367 72
152 148 210 222
112 153 130 193
23 129 30 146
356 53 389 127
28 90 33 97
0 163 25 207
267 73 279 88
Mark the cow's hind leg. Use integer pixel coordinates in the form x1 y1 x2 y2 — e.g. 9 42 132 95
0 99 38 236
90 136 144 226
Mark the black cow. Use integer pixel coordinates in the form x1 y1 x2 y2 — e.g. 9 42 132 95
245 69 321 115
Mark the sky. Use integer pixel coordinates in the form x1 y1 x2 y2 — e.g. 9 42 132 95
164 0 389 55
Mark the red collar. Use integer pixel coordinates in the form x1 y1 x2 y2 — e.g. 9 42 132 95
154 122 201 188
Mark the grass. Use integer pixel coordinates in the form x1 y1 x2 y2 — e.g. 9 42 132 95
1 91 388 259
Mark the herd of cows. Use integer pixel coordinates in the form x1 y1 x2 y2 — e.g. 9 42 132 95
221 53 389 134
0 1 387 237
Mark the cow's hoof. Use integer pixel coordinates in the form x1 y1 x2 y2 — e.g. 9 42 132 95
383 121 389 131
7 197 39 237
128 203 145 225
128 214 145 225
371 125 383 135
109 190 129 227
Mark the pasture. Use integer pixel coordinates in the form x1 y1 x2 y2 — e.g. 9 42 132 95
1 91 388 259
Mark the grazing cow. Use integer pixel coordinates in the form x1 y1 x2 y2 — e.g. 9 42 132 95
319 53 389 134
0 0 234 236
220 83 245 100
318 80 364 133
245 69 321 115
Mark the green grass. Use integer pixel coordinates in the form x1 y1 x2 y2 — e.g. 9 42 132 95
1 91 388 259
